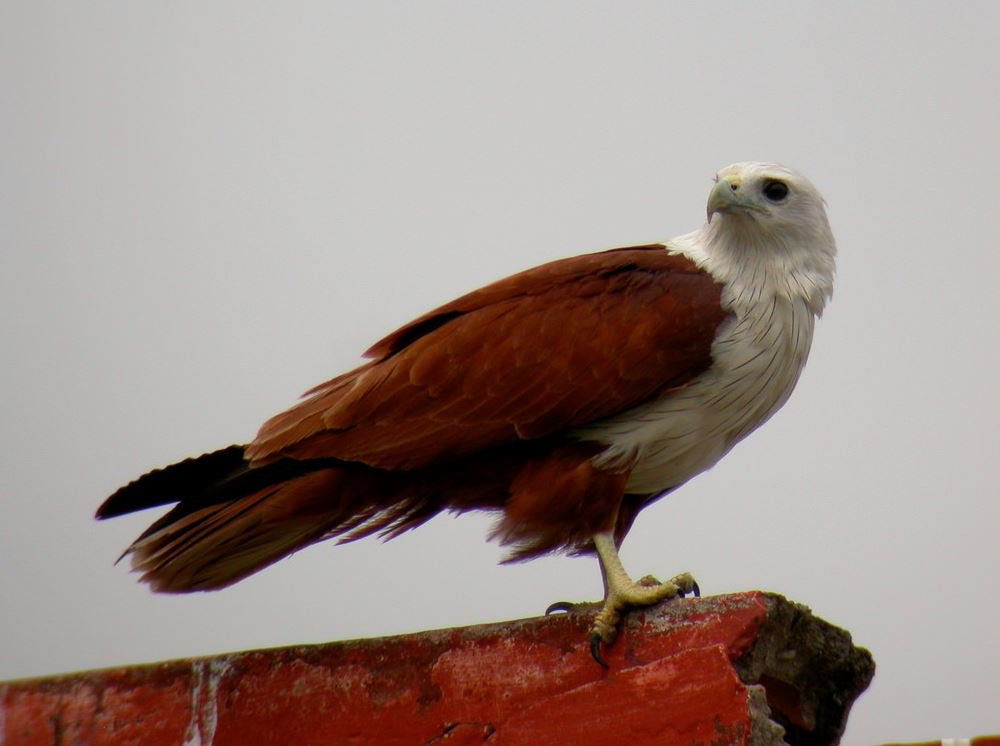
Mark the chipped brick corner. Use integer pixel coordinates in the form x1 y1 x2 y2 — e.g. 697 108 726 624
2 591 874 745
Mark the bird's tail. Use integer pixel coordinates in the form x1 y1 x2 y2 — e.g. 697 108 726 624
125 468 353 592
97 448 425 593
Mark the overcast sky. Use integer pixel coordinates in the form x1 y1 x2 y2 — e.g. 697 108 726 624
2 3 999 743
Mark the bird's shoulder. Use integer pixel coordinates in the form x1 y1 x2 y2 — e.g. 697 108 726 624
364 244 717 361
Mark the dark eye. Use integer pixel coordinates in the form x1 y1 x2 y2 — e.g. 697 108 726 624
762 180 789 202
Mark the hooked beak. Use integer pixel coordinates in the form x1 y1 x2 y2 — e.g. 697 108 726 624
707 177 749 224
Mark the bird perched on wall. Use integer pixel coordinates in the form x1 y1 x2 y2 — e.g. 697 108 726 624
98 162 836 666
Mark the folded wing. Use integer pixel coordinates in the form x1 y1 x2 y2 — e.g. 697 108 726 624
247 245 728 471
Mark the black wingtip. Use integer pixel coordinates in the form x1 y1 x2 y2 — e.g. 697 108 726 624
96 445 247 520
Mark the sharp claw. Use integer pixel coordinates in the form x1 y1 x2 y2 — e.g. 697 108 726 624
590 633 609 669
675 578 701 600
545 601 575 616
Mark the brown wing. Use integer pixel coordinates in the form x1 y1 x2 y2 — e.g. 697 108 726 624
245 245 727 471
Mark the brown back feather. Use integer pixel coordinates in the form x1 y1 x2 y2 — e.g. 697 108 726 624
246 246 726 471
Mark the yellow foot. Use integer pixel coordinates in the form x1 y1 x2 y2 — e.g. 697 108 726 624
588 533 699 668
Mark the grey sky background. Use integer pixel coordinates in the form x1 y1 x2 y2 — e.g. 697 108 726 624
2 3 998 743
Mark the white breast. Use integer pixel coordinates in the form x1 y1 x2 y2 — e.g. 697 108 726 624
576 287 817 495
581 163 837 497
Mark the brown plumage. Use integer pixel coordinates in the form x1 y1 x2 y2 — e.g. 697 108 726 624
99 160 839 666
98 245 727 592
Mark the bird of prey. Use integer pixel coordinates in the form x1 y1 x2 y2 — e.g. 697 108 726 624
98 162 836 665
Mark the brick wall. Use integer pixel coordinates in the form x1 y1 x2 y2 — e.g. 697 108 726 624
2 591 874 745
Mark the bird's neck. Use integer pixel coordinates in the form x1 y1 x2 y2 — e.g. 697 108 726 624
670 221 836 317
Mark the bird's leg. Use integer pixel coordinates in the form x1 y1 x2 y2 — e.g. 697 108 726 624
589 532 698 667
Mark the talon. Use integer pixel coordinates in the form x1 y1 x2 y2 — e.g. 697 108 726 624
545 601 575 615
677 581 698 599
590 633 609 669
585 533 699 668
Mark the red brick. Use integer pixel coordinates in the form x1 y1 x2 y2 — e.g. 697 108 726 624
2 592 873 745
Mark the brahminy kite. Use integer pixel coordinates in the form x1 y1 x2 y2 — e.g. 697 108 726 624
98 162 836 665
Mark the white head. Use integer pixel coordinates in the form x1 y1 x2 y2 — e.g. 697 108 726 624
690 162 837 314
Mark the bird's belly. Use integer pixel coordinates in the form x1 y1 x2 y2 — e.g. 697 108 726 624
576 297 815 495
585 386 739 495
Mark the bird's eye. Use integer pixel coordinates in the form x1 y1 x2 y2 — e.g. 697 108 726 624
762 180 789 202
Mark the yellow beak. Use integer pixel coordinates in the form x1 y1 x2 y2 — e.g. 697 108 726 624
707 177 745 223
